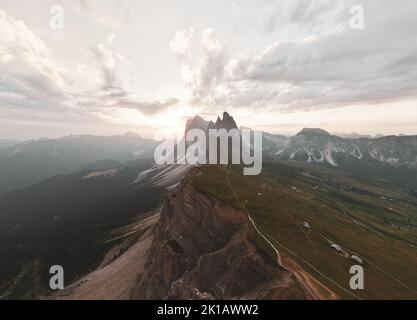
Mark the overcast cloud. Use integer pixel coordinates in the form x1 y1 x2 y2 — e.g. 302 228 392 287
184 0 417 112
0 0 416 139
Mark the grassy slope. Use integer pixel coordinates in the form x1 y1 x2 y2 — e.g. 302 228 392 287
192 161 417 300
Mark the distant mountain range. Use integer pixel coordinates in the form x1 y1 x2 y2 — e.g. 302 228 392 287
184 113 417 187
0 139 20 148
184 114 417 189
0 134 158 195
265 128 417 169
1 112 417 300
263 128 417 189
1 115 416 195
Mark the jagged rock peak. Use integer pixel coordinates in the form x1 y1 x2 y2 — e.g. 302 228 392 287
215 116 222 126
215 112 238 130
187 112 238 132
222 111 232 120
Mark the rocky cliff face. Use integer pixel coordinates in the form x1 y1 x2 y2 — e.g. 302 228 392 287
208 112 238 131
132 170 310 300
185 112 238 134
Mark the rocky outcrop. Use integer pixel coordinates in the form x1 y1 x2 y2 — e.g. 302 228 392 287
185 112 238 134
132 170 309 300
208 112 238 131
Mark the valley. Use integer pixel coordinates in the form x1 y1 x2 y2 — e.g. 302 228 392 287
192 162 417 299
44 158 417 300
1 113 417 300
1 0 417 305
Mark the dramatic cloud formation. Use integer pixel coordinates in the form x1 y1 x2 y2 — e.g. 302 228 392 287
0 8 179 126
0 0 416 139
182 0 417 113
86 37 180 116
0 10 68 110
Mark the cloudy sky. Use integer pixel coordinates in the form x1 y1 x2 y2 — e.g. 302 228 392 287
1 0 417 140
